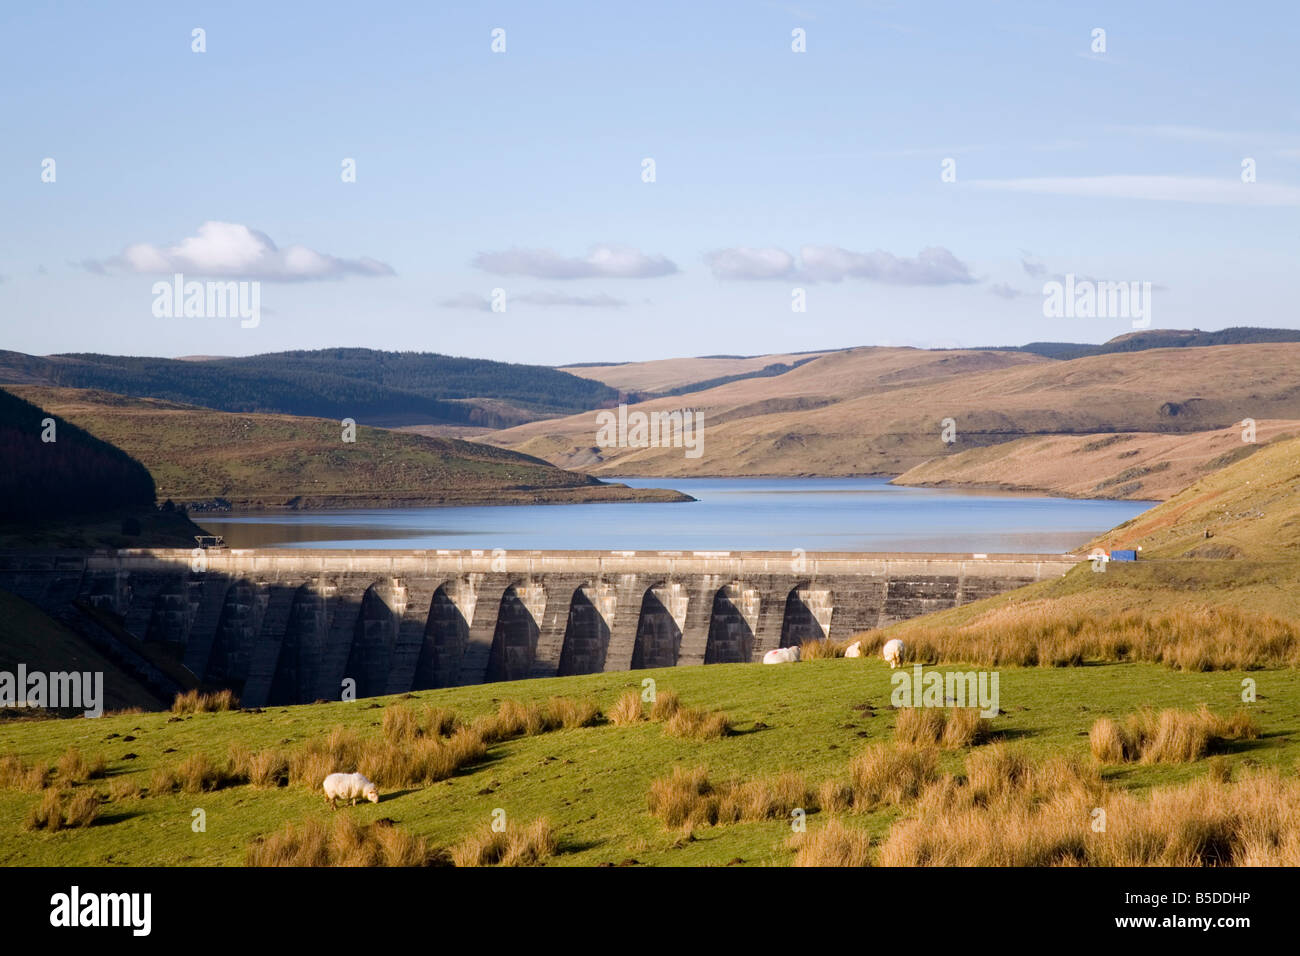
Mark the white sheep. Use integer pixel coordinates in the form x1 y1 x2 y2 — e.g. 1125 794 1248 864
762 646 801 664
322 771 379 809
882 638 905 669
844 640 863 658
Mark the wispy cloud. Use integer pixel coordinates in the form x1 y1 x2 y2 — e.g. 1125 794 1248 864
705 245 977 285
439 290 628 311
82 221 396 281
988 282 1027 299
968 175 1300 206
472 245 678 279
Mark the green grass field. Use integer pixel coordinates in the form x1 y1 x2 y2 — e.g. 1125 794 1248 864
1 657 1294 866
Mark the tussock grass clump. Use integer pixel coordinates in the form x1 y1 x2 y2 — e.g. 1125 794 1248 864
171 688 239 714
473 696 598 742
846 743 938 810
450 817 556 867
798 639 847 659
289 727 364 788
609 690 645 725
788 819 872 867
26 788 100 831
235 748 289 789
663 706 731 741
288 721 486 790
381 704 459 743
357 728 487 788
246 816 444 867
0 753 52 792
1089 706 1260 764
106 777 145 801
879 761 1300 867
649 690 680 722
857 606 1300 671
647 765 816 829
55 746 106 784
177 751 241 793
547 696 602 729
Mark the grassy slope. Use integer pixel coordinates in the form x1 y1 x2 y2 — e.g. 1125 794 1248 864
488 343 1300 478
559 351 839 394
1093 433 1300 559
1 659 1294 866
891 423 1299 501
0 590 164 714
3 386 688 510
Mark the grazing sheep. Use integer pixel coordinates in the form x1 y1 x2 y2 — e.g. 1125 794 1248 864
762 646 801 664
882 638 905 669
322 771 379 809
844 640 864 658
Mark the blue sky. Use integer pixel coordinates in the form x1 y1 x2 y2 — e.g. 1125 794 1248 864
2 1 1298 363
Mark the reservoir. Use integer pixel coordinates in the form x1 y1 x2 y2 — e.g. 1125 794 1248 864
195 477 1154 554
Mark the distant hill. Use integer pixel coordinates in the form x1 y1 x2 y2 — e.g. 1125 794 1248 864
559 350 840 395
4 386 689 511
0 348 622 428
487 343 1300 478
998 327 1300 361
0 388 155 522
892 422 1300 500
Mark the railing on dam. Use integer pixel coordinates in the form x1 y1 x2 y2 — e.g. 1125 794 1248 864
0 549 1078 706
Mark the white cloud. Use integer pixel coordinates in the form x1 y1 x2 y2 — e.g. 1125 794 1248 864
968 175 1300 206
704 247 796 280
472 245 678 279
85 221 395 280
706 245 976 285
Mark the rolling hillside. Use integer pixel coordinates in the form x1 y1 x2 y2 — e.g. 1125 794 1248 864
486 343 1300 478
0 387 155 522
892 421 1300 500
2 386 689 511
1093 433 1300 560
560 350 839 395
0 349 622 428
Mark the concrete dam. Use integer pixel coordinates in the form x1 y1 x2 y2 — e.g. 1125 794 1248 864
0 549 1077 707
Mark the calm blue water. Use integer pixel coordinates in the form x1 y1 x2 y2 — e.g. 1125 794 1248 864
196 478 1154 553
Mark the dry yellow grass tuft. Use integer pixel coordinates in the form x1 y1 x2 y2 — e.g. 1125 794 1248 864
26 788 100 831
381 704 460 744
894 707 992 749
878 756 1300 866
647 765 815 829
609 690 645 725
649 690 681 722
1089 706 1259 764
663 706 731 741
55 746 106 784
858 606 1300 671
171 689 239 714
845 742 939 810
798 639 848 659
450 817 557 867
788 819 873 867
246 816 444 867
0 753 52 792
